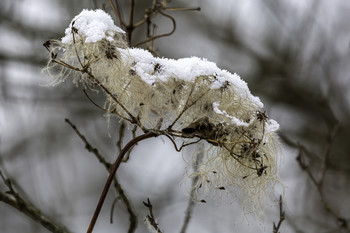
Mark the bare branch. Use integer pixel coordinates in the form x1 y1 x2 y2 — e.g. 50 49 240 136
84 70 142 128
319 122 340 187
65 118 138 233
180 146 204 233
122 124 138 162
133 10 176 47
86 131 157 233
143 198 163 233
165 7 201 11
296 123 350 232
273 195 285 233
0 171 71 233
108 0 127 28
65 118 111 169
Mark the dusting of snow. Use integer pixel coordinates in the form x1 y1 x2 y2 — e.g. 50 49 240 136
213 102 252 127
61 9 125 44
58 9 263 109
120 48 264 108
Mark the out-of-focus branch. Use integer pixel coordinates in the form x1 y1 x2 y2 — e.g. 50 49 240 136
0 171 71 233
133 10 176 48
65 118 111 169
296 122 349 232
179 146 204 233
117 123 138 163
86 131 157 233
108 0 199 52
0 53 46 66
273 195 285 233
108 0 127 28
143 198 163 233
65 119 137 233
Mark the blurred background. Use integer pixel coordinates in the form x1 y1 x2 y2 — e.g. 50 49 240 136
1 0 350 232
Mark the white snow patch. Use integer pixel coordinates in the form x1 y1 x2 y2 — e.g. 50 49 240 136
59 9 263 109
119 48 263 108
265 119 280 133
61 9 125 44
213 102 252 127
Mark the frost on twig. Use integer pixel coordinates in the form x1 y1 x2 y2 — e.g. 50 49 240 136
43 9 282 215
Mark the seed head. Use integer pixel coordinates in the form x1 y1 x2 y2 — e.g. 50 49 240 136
43 9 282 215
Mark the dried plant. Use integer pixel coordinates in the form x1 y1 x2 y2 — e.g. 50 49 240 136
42 7 282 232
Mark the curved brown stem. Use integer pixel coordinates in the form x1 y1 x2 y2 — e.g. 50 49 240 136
86 131 158 233
133 10 176 47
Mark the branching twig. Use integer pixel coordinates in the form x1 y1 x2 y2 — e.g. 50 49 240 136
85 70 142 128
143 198 163 233
65 118 138 233
110 196 121 223
86 131 158 233
117 122 138 162
133 10 176 48
0 171 71 233
107 0 199 51
273 195 285 233
296 122 349 232
179 146 204 233
108 0 127 28
123 124 138 162
117 121 126 153
65 118 111 169
168 85 210 130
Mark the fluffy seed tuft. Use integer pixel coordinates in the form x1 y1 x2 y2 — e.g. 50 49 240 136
44 9 282 215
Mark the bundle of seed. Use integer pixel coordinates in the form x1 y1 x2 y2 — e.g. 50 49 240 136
44 9 282 214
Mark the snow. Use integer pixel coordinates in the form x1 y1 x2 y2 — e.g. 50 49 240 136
265 119 280 133
121 48 264 108
61 9 125 44
59 9 263 109
213 102 252 127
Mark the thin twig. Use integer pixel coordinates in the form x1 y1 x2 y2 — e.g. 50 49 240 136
111 177 138 233
117 121 126 153
83 90 110 112
273 195 285 233
319 122 340 188
108 0 127 27
86 131 157 233
65 119 138 233
85 70 141 128
143 198 163 233
165 7 201 11
133 10 176 47
65 119 111 169
50 34 140 128
168 85 196 129
116 122 138 163
129 1 199 49
164 134 201 152
179 146 204 233
110 196 121 223
123 125 138 162
0 171 71 233
129 0 135 29
296 122 349 232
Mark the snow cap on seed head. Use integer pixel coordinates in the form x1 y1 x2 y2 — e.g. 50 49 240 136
61 9 125 44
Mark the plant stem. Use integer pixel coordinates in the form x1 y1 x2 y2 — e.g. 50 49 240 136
86 131 157 233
